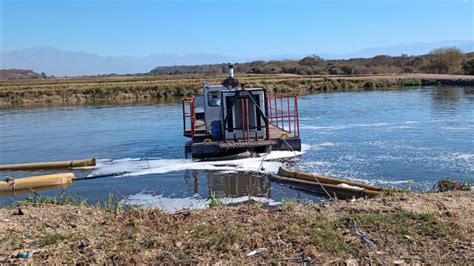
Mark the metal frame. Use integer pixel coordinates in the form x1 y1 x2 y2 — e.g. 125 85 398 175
267 95 300 137
221 90 269 142
182 93 300 141
182 97 196 138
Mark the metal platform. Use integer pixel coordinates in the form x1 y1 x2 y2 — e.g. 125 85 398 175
219 140 277 149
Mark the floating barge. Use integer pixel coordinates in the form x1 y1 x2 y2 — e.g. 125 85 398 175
272 167 387 199
183 65 301 159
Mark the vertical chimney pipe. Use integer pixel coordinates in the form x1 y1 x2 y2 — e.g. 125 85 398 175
228 65 234 78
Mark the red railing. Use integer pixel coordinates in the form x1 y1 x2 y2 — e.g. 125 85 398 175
267 95 300 138
182 97 196 138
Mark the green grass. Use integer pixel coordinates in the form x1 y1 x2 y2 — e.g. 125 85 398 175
191 223 242 250
208 191 223 208
349 211 456 238
281 199 299 210
39 233 67 246
104 193 125 213
310 226 351 253
17 192 136 214
20 192 87 207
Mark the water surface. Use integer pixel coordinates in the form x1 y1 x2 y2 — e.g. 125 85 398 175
0 86 473 210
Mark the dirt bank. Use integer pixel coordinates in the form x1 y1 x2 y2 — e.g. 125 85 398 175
0 191 472 263
1 74 473 108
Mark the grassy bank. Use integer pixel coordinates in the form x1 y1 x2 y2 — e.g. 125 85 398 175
1 74 473 107
0 191 472 263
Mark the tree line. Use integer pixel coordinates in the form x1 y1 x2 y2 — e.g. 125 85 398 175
150 47 474 76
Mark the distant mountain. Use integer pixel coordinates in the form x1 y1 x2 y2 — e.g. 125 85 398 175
259 40 474 60
0 47 242 77
329 40 474 59
1 41 473 76
0 69 43 81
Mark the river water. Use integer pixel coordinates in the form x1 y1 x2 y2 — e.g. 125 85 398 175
0 86 473 210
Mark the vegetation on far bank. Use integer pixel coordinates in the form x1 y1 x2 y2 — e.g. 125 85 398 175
1 73 474 108
1 47 474 107
151 48 474 76
0 190 472 264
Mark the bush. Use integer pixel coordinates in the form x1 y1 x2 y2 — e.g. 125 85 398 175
426 47 465 74
462 58 474 75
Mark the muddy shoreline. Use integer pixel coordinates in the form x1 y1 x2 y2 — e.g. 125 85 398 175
0 191 472 263
1 74 473 108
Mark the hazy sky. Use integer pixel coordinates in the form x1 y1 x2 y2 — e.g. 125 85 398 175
1 0 473 57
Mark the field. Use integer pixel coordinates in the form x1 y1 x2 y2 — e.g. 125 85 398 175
1 74 473 108
0 190 472 263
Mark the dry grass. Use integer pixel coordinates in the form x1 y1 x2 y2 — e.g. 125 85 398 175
1 74 473 108
0 191 472 264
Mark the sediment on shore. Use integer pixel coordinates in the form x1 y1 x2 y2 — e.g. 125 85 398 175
0 191 472 263
0 74 473 107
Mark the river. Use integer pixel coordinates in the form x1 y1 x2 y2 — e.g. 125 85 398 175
0 86 473 210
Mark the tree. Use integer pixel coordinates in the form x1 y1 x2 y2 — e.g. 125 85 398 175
426 47 464 74
462 58 474 75
41 72 47 79
340 65 353 75
298 55 323 66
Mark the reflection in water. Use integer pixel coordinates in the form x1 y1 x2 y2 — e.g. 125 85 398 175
431 87 461 104
183 169 271 198
463 87 474 102
183 170 200 193
206 171 271 198
463 87 474 95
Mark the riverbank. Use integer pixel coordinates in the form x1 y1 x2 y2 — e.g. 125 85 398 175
1 74 473 108
0 191 472 263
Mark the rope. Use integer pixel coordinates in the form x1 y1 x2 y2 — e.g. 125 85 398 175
280 137 299 158
280 137 335 201
278 137 387 264
256 145 272 173
6 177 16 196
349 218 388 266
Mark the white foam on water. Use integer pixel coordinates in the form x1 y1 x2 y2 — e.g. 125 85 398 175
219 170 239 174
452 153 474 161
386 125 415 130
437 152 474 166
124 193 207 211
123 193 280 212
90 150 302 178
301 142 336 152
332 175 411 186
442 126 474 132
301 121 419 131
304 161 335 167
437 152 474 173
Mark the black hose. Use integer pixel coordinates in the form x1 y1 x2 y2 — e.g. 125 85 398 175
74 171 130 181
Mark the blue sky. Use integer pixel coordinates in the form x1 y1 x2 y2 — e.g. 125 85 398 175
1 0 473 57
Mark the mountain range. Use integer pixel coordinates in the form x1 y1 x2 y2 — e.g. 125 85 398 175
1 40 472 77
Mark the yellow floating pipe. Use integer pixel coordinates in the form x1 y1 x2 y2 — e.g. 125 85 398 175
0 158 96 171
0 184 73 197
0 173 75 195
278 167 384 191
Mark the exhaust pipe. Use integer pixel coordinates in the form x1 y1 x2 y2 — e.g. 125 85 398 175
222 64 239 88
228 65 234 78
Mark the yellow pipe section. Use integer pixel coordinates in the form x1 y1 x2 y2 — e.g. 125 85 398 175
278 167 384 191
0 173 75 195
0 184 73 197
0 158 96 171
